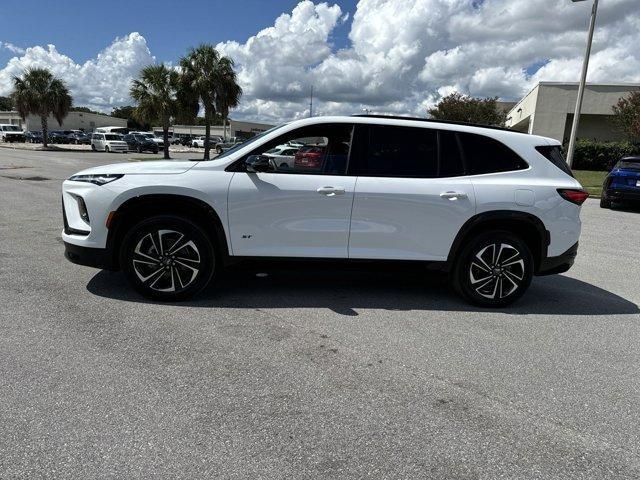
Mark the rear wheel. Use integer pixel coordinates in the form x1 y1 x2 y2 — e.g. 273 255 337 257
600 196 611 208
91 144 96 151
451 231 533 307
216 146 223 154
105 145 110 153
137 145 143 153
120 215 216 301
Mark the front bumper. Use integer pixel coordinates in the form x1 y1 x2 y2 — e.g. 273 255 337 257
64 242 115 270
537 242 578 276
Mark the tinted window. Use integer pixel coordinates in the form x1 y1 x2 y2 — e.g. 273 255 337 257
438 130 465 177
459 132 527 175
535 145 572 176
365 126 438 177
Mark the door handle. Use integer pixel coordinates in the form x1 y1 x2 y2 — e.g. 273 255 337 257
440 191 468 200
317 186 345 196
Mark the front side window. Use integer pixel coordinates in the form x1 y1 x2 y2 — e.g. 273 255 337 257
364 125 438 178
243 124 354 175
459 132 528 175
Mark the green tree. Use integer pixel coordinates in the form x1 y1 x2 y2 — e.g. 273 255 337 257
71 106 101 114
130 65 179 159
179 44 242 159
215 57 242 141
611 90 640 142
427 92 506 126
111 105 150 131
11 68 72 148
0 96 13 111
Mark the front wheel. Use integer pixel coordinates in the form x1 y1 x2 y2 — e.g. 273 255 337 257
216 146 223 154
104 145 110 153
600 196 611 208
451 231 533 307
120 215 216 301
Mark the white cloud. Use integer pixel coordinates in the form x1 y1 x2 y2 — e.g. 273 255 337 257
0 33 154 111
0 42 26 55
1 1 640 121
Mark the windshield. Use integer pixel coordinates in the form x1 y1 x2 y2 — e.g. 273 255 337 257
2 125 21 131
209 125 286 161
134 135 147 141
616 160 640 170
105 134 122 140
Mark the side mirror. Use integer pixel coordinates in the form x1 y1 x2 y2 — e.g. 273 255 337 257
245 155 275 173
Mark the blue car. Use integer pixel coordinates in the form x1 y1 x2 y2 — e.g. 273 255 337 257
601 156 640 208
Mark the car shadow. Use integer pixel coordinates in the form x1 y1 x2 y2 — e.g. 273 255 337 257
86 261 639 316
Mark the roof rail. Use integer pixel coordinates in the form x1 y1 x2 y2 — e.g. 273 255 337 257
350 114 521 134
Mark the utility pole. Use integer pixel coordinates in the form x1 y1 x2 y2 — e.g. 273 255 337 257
309 85 314 117
566 0 599 168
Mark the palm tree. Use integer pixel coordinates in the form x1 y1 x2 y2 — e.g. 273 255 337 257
130 64 179 159
11 68 72 148
179 44 242 160
215 57 242 142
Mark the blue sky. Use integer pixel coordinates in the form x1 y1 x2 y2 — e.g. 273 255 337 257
1 0 637 121
0 0 357 66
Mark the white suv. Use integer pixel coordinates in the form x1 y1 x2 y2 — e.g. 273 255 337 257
62 116 586 306
91 133 129 153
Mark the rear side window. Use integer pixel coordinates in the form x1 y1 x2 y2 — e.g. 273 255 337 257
365 125 438 177
535 145 573 176
459 132 528 175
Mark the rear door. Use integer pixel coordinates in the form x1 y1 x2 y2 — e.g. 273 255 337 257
227 123 357 258
349 125 476 261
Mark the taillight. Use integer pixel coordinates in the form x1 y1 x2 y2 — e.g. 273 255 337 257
557 188 589 205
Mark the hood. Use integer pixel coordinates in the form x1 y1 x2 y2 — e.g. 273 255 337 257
74 160 199 175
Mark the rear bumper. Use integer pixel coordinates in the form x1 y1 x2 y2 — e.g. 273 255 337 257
537 242 578 276
64 241 115 270
604 188 640 202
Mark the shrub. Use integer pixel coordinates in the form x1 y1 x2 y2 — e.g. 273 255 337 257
570 139 639 171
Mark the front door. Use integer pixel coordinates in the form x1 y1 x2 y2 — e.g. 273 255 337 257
227 123 356 258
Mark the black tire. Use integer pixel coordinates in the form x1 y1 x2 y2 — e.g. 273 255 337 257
216 146 223 154
153 148 159 154
120 215 216 301
137 145 143 153
105 145 110 153
451 231 533 307
91 144 96 151
600 196 611 208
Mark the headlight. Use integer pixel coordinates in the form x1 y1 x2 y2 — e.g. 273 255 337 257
68 174 124 185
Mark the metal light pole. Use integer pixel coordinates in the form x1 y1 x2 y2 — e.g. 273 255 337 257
566 0 599 168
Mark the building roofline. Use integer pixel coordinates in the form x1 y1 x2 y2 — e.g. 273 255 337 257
537 81 640 87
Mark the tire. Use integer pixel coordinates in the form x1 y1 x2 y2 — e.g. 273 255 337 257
600 196 611 208
105 145 110 153
216 146 223 154
153 148 159 154
91 144 96 151
451 231 533 308
137 145 143 153
120 215 216 301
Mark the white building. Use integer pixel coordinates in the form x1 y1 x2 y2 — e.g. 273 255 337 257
0 110 126 132
505 82 639 143
156 119 273 140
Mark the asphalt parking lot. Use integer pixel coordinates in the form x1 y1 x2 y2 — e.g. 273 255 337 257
1 147 639 479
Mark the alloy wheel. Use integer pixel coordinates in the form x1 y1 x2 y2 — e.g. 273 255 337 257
132 229 201 292
468 243 525 300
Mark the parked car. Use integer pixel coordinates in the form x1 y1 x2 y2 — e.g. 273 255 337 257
69 131 91 145
600 155 640 208
192 136 223 148
123 134 159 154
130 131 164 148
48 131 71 144
0 124 25 142
91 133 128 153
214 137 243 154
264 144 300 168
25 131 43 143
294 145 326 170
62 115 586 307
